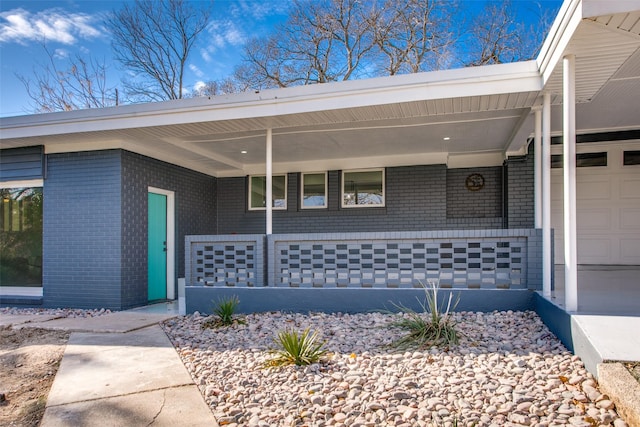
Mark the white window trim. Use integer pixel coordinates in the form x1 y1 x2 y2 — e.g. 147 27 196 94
300 172 328 209
248 174 288 211
341 168 385 208
0 179 44 188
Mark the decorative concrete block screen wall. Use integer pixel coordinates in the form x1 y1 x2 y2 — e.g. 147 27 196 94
186 235 264 287
187 230 542 290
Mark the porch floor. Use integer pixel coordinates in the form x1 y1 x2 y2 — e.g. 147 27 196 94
544 265 640 363
550 265 640 316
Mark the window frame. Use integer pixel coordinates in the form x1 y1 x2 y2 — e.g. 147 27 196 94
247 174 288 211
623 150 640 166
341 168 385 208
300 172 328 209
551 152 608 168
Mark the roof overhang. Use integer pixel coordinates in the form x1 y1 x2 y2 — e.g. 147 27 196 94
1 0 639 177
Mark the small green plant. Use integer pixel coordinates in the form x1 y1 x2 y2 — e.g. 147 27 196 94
389 280 460 350
264 328 328 367
202 295 243 328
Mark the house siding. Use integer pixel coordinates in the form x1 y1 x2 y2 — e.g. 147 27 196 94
0 146 44 181
43 150 123 309
217 164 505 234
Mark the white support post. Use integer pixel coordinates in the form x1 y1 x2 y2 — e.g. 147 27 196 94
542 93 552 299
533 106 542 229
266 128 273 235
563 55 578 312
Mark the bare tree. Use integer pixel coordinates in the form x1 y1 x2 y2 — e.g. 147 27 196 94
234 0 556 90
106 0 211 102
464 0 552 67
369 0 457 75
16 44 116 113
236 0 377 89
190 78 249 97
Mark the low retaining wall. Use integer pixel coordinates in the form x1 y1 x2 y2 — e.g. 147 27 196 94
186 287 535 315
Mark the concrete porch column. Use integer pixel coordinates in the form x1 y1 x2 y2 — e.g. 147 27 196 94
542 93 552 298
266 128 273 235
563 55 578 312
533 106 542 229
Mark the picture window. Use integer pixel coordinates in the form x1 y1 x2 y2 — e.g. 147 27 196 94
248 175 287 210
301 172 327 209
342 169 385 207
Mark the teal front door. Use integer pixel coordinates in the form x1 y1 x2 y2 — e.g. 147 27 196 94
148 192 167 301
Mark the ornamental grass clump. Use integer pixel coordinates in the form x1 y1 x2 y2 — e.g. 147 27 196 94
389 280 460 350
265 328 328 367
202 295 244 328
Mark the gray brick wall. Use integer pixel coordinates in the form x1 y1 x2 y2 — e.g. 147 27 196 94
120 151 216 308
217 164 505 234
43 150 123 309
505 152 535 228
42 150 216 310
446 167 502 219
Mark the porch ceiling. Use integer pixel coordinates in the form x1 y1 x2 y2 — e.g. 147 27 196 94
1 1 639 178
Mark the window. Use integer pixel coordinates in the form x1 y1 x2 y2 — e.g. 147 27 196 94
623 150 640 166
342 169 385 207
551 152 608 168
0 186 43 286
248 175 287 210
301 172 327 209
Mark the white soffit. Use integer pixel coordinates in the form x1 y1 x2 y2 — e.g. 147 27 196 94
542 17 640 102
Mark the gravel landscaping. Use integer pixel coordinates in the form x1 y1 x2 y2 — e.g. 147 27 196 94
162 310 627 427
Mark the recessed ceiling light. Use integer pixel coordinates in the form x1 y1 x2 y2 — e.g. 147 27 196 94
240 150 247 154
443 137 451 141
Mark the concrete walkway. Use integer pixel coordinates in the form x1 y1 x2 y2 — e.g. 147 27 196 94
2 306 218 427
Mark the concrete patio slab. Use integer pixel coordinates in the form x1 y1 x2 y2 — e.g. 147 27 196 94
41 386 214 427
573 315 640 362
19 311 177 333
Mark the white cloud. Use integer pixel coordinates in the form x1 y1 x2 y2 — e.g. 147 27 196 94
200 48 212 63
53 48 69 59
0 8 102 45
230 0 290 21
189 63 204 78
193 80 206 92
206 19 246 53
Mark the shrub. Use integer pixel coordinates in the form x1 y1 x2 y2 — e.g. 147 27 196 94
202 295 243 328
389 280 460 350
265 328 328 367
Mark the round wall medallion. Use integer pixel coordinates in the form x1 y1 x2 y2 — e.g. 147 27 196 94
465 173 485 191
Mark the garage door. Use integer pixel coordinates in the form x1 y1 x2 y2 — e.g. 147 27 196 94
551 143 640 265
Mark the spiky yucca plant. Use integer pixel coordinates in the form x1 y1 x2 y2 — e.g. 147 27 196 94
202 295 243 328
390 280 460 349
265 328 328 367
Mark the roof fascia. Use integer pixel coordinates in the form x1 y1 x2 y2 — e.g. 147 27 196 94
536 0 583 86
0 61 541 141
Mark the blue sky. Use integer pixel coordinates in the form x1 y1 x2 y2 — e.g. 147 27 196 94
0 0 562 118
